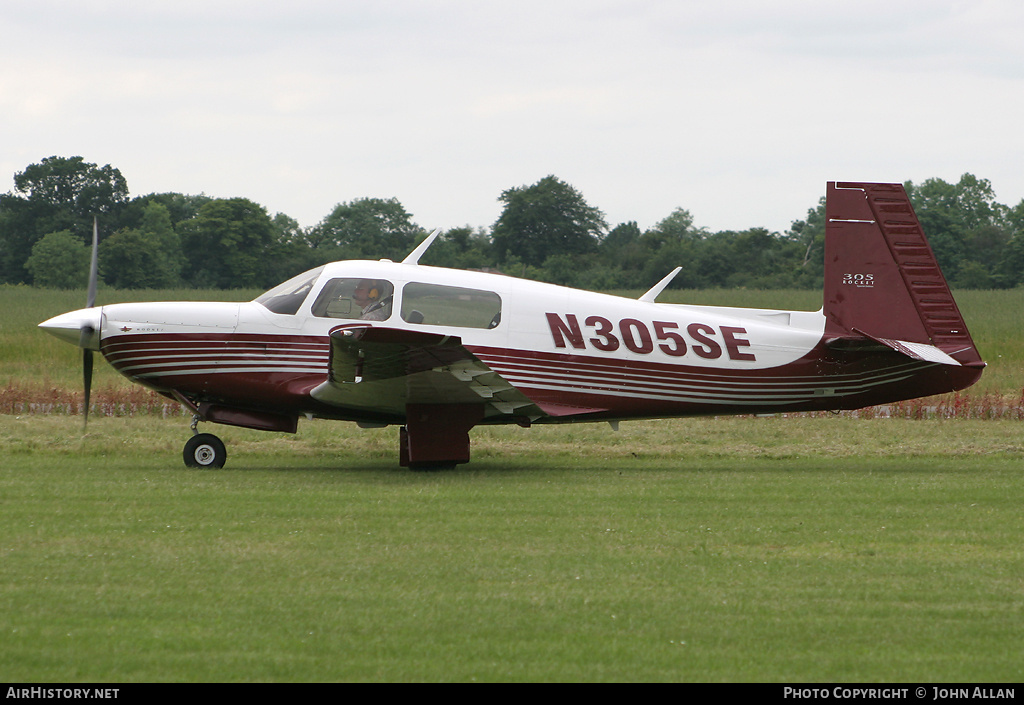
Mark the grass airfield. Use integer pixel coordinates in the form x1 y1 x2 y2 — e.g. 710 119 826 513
2 414 1022 682
4 285 1023 681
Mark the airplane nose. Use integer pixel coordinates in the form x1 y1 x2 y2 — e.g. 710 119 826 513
39 308 102 350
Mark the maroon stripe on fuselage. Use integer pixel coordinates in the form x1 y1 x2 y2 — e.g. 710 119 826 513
101 332 331 406
98 332 979 421
468 344 980 416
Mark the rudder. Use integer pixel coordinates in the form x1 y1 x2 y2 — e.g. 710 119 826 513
823 181 983 367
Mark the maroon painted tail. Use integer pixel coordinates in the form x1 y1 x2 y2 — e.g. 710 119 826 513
822 182 984 368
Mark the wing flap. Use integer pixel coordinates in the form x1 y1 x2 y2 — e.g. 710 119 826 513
310 325 545 420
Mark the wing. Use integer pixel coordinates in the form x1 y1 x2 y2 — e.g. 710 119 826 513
309 325 547 421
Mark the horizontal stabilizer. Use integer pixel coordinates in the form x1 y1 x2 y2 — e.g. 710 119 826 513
826 328 979 367
856 330 962 366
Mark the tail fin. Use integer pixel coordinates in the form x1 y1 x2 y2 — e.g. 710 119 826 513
823 181 984 368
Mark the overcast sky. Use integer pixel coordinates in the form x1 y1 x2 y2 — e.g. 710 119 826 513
2 0 1022 236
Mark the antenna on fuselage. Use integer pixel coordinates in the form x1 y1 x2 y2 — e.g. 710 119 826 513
638 266 682 302
401 228 442 265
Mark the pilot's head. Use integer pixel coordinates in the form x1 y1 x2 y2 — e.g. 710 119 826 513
353 280 381 306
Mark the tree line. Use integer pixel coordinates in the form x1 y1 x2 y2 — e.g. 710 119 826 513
2 156 1023 292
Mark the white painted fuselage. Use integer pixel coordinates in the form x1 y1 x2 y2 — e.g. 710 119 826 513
42 258 970 427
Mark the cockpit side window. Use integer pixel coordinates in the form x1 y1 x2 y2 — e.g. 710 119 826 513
401 282 501 329
255 266 324 315
311 278 395 321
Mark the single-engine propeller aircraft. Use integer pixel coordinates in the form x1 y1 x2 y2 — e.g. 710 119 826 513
40 182 985 469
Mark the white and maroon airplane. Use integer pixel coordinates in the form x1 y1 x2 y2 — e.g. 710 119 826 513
40 182 985 469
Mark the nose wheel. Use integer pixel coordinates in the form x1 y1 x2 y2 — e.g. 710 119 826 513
183 432 227 468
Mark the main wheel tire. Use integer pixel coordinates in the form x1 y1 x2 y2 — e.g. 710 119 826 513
184 433 227 468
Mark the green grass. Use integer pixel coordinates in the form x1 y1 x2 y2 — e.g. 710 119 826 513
3 284 1023 681
952 289 1024 394
1 415 1022 682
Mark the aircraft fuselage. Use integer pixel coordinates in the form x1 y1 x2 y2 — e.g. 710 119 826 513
48 259 979 430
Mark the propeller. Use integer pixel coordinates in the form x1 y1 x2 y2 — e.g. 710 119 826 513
80 218 99 427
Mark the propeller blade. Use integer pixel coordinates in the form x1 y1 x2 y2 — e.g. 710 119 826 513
83 348 93 427
82 216 99 427
86 217 99 309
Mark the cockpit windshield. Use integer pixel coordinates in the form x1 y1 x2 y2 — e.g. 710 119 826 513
254 266 324 315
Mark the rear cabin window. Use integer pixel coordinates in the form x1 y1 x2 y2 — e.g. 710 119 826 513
401 282 502 329
311 278 394 321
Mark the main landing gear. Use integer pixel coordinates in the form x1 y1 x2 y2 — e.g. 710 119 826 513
179 405 481 470
183 415 227 468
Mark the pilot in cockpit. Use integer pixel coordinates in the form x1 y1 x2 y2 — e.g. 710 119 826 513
353 279 392 321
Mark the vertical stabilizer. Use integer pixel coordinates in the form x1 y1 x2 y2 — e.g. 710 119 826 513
823 182 983 366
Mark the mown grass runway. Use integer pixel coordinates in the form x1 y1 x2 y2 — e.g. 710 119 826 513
4 284 1022 681
2 415 1022 682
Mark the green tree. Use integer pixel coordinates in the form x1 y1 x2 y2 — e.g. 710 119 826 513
99 229 164 289
24 230 90 289
600 221 641 258
908 173 1002 232
952 261 993 289
140 202 183 284
99 202 183 288
13 156 128 219
597 221 648 284
117 192 213 234
416 227 495 270
998 200 1024 287
694 231 737 287
0 156 129 284
639 239 698 289
307 197 420 261
998 223 1024 288
1007 198 1024 235
787 196 826 288
906 174 1007 282
641 208 703 250
491 176 607 267
964 224 1011 275
178 198 279 288
622 208 711 289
